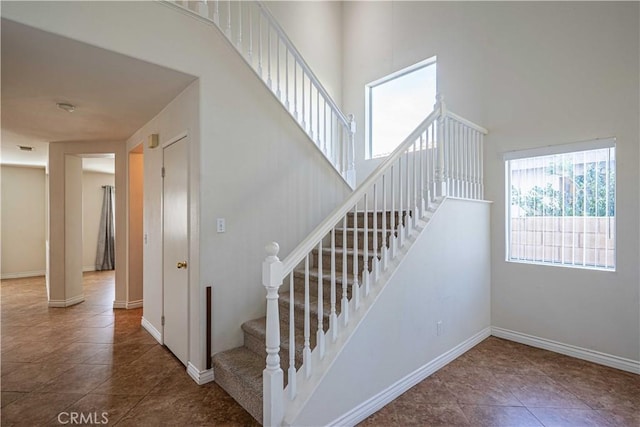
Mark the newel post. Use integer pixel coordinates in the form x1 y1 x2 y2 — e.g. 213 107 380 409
263 242 284 427
346 114 357 187
435 94 448 197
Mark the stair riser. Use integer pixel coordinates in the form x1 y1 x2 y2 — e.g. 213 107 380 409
212 362 263 424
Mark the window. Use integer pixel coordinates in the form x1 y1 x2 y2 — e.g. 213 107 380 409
366 58 437 158
505 138 616 270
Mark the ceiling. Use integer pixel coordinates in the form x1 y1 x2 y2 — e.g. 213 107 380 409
1 19 197 171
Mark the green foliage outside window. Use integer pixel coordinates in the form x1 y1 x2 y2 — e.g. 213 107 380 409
511 161 615 217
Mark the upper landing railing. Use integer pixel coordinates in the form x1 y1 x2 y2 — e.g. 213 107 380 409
165 0 356 187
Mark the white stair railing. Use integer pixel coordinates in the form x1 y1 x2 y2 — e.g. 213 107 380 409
165 0 356 186
261 95 488 426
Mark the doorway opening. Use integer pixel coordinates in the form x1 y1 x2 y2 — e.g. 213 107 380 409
81 155 116 308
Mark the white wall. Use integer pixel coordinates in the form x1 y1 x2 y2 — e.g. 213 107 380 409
0 165 46 278
342 1 639 362
82 170 115 271
293 199 491 426
267 1 343 106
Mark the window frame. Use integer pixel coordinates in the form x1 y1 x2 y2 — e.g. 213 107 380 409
365 56 437 159
504 137 617 271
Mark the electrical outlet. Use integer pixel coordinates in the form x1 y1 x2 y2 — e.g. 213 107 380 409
216 218 226 233
436 321 443 336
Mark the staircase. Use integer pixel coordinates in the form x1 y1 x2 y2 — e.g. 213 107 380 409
212 211 413 423
212 100 487 426
166 1 488 425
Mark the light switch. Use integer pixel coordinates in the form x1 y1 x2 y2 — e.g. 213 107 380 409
216 218 226 233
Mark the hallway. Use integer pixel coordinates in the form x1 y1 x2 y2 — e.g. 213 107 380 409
1 271 258 426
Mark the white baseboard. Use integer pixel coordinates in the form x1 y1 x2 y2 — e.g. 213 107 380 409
330 327 491 427
125 299 143 309
112 300 127 309
48 294 85 307
141 317 162 344
492 327 640 375
187 362 214 385
1 270 46 279
83 266 96 272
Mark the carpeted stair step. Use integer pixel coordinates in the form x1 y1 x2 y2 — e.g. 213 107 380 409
334 227 396 251
212 347 264 424
279 287 336 332
311 246 379 275
242 316 309 374
345 210 411 228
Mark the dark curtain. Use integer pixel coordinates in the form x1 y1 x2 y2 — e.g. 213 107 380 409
95 185 115 271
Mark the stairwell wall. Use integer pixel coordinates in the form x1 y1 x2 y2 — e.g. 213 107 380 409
2 1 352 372
342 2 639 363
293 198 491 426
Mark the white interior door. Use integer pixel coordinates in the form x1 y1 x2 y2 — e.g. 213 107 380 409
162 136 189 366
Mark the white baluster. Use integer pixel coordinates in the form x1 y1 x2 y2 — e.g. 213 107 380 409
196 0 208 18
237 1 242 50
347 115 356 187
479 132 484 199
363 192 370 296
398 156 405 247
352 204 360 310
419 134 425 218
330 228 338 342
309 78 313 137
435 94 447 197
267 27 272 88
405 151 410 234
301 73 306 130
262 242 283 427
226 0 231 38
213 0 219 25
316 89 320 145
276 39 281 99
256 12 262 78
411 140 422 229
390 165 397 259
293 63 298 120
285 50 289 110
372 183 379 282
303 255 311 378
247 3 253 62
341 215 349 326
288 273 296 400
317 241 325 359
382 174 388 270
323 101 328 154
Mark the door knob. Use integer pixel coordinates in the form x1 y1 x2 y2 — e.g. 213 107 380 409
177 261 188 269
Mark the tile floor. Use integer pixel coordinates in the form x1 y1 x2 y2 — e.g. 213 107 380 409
2 272 639 426
1 272 259 426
